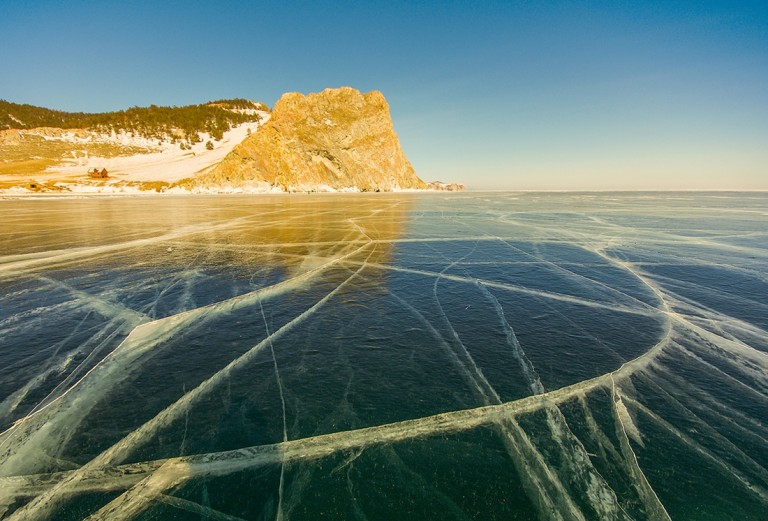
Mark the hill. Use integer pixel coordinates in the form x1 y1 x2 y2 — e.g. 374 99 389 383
0 99 270 192
0 99 268 145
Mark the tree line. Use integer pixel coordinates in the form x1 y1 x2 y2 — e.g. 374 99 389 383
0 98 268 143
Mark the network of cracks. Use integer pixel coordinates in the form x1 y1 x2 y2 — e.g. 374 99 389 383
0 193 766 520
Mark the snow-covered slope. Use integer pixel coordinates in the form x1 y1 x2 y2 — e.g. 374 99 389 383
0 102 270 195
54 120 266 184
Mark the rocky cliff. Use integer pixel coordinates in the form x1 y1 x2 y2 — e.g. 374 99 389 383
181 87 426 192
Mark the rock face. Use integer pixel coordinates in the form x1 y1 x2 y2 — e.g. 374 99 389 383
428 181 465 191
185 87 426 192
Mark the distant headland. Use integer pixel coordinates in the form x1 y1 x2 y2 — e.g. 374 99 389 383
0 88 464 194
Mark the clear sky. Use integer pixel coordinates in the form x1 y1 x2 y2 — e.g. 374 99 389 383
1 0 767 190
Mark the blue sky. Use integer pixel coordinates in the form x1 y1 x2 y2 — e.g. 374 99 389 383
1 0 767 190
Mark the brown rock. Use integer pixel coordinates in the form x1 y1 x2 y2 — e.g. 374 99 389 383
182 87 426 192
88 168 109 179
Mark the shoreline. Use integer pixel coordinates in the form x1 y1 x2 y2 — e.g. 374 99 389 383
2 188 766 201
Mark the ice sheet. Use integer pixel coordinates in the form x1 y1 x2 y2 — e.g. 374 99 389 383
1 192 767 520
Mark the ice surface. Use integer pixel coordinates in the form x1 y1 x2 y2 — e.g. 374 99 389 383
0 192 767 520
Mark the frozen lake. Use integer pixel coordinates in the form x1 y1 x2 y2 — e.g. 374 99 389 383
1 192 767 520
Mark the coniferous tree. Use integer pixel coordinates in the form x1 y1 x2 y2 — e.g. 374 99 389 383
0 99 264 139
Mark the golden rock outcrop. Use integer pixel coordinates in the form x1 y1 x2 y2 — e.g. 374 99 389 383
182 87 426 192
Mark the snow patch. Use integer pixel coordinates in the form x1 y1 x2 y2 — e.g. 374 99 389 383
48 116 269 185
8 114 25 126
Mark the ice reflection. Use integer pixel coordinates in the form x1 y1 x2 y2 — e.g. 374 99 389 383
1 192 767 520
